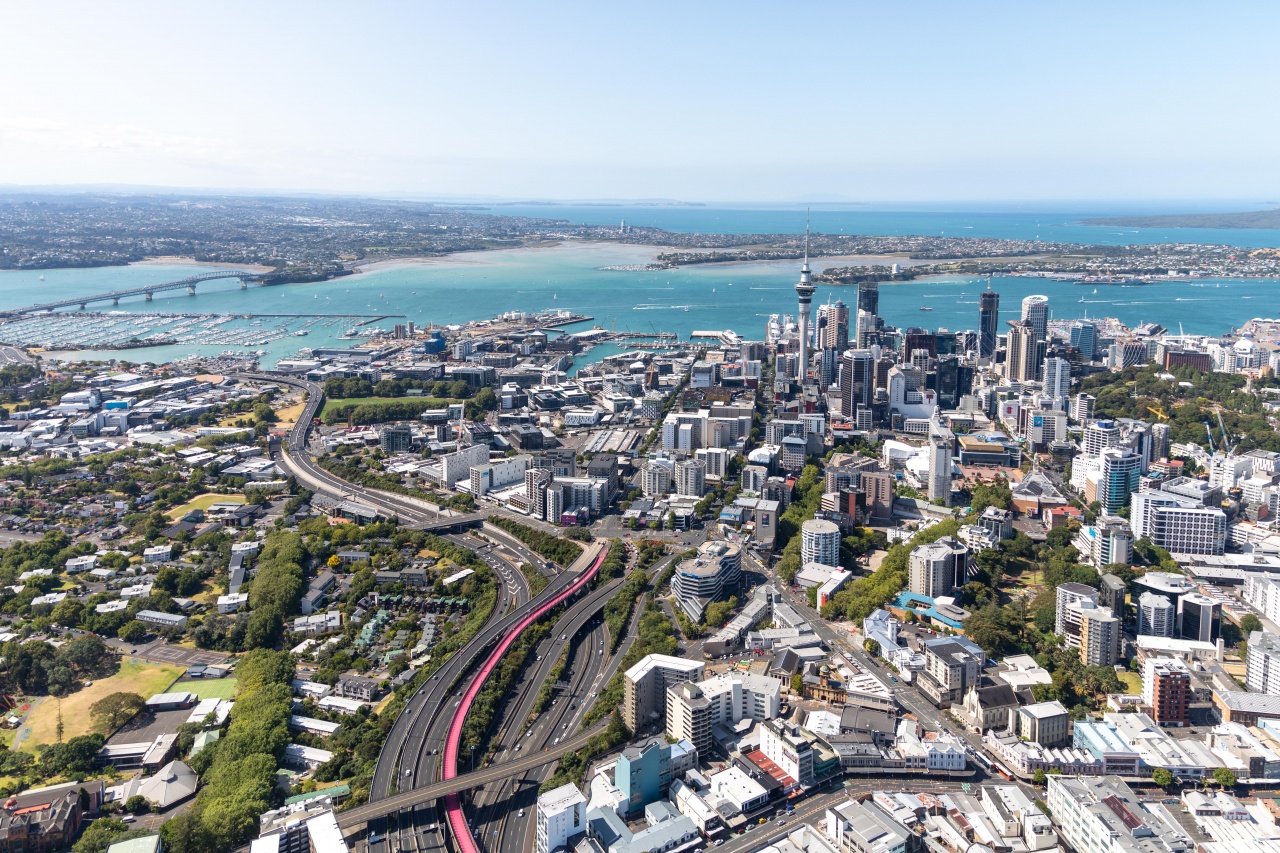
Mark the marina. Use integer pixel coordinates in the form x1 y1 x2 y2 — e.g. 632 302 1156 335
0 311 406 352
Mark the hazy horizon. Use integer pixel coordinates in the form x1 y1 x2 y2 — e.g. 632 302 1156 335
4 2 1280 203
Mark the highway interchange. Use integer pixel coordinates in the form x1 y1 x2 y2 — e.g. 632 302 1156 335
241 371 1020 853
237 374 668 853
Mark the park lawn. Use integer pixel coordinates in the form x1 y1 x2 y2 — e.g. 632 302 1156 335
19 661 184 750
319 396 422 418
1118 671 1142 695
166 492 246 521
272 400 306 427
187 678 238 700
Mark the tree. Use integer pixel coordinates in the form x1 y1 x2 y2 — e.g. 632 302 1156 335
118 621 148 644
1151 768 1173 789
1032 768 1047 786
124 795 150 814
91 692 147 733
72 818 151 853
1213 767 1237 789
790 673 803 694
1241 614 1263 635
863 638 881 657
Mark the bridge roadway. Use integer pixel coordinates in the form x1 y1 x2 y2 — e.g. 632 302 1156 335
344 543 610 834
366 564 581 804
3 270 265 315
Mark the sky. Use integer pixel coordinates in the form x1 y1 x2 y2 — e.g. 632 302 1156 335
2 1 1279 204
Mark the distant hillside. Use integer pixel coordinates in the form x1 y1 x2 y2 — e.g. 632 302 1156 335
1081 209 1280 229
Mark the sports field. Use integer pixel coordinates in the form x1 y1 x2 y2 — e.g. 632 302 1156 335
17 661 184 749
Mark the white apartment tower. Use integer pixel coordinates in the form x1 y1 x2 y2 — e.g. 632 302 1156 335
800 519 841 568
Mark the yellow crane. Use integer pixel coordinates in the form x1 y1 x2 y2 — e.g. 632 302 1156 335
1147 405 1170 422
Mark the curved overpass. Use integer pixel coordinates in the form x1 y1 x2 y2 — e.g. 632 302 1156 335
442 545 609 853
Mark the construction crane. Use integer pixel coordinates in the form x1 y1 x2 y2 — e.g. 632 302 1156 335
1147 405 1170 422
1216 409 1233 454
1204 421 1217 452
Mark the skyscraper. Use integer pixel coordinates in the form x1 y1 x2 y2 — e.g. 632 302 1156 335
928 417 954 505
978 280 999 358
795 233 816 382
1006 320 1038 382
818 299 849 351
857 281 879 316
1021 294 1049 342
840 349 874 423
1070 321 1097 360
1042 357 1071 407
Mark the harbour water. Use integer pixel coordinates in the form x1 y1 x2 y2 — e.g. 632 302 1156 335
494 202 1280 249
1 238 1277 370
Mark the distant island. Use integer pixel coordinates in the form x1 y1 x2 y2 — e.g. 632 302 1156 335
1082 208 1280 229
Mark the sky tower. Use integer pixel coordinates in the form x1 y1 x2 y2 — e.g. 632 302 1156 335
795 221 815 381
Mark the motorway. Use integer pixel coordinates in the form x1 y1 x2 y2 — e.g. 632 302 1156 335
238 370 985 853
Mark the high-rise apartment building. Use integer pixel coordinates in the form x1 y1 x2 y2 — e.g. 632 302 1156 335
1006 320 1038 382
1041 357 1070 407
1083 420 1122 457
1055 582 1099 642
928 418 954 505
1246 631 1280 695
1073 393 1096 424
1143 657 1190 727
1065 598 1120 666
1098 448 1141 514
908 537 969 598
818 299 849 351
1137 591 1175 638
536 784 588 853
800 519 841 568
623 654 705 732
674 459 707 498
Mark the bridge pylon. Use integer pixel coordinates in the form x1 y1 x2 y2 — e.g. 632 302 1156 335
144 292 153 302
187 285 196 296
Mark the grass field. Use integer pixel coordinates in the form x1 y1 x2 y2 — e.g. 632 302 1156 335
18 661 184 750
1118 671 1142 695
166 492 245 521
272 400 306 427
320 396 421 417
186 678 238 700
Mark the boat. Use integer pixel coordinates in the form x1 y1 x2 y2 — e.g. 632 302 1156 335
1079 297 1086 303
294 330 309 336
919 306 933 311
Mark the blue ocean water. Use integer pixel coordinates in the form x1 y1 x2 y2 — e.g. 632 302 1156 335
1 240 1275 370
489 203 1280 249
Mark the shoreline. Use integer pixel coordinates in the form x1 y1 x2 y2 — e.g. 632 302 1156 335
130 256 274 274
